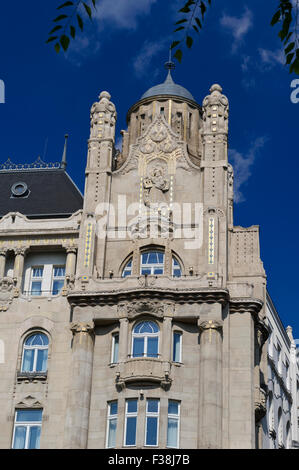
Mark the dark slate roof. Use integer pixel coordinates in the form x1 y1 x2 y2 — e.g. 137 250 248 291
141 71 195 102
0 168 83 218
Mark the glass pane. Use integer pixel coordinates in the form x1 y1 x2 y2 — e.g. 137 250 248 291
141 268 151 275
107 418 117 448
52 280 64 295
173 269 181 277
53 266 65 277
167 418 178 447
148 252 158 264
28 426 41 449
147 399 159 413
28 333 48 346
36 349 48 372
153 268 163 275
113 335 119 363
22 349 34 372
168 401 179 415
173 333 181 362
16 410 42 422
127 399 137 413
32 267 43 277
31 281 41 295
147 336 158 357
157 252 164 263
146 417 158 446
132 337 144 357
109 402 118 416
134 321 158 334
125 417 137 446
13 426 26 449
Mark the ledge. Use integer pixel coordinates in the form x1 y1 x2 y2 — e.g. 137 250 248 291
16 371 48 383
115 358 172 390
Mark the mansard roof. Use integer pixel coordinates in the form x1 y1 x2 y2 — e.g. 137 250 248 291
141 70 196 102
0 158 83 218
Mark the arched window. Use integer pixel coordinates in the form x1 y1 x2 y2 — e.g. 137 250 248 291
132 321 159 358
121 251 182 277
21 333 49 373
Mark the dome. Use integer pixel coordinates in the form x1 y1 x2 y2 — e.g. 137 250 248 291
141 71 195 102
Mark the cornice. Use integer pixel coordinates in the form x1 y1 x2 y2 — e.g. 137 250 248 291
229 297 263 315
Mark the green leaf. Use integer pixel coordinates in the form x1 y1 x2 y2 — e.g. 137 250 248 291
175 18 188 25
70 25 76 39
91 0 97 7
285 42 295 54
286 52 294 65
174 26 185 32
193 25 199 33
53 14 68 22
60 34 70 51
179 6 190 13
290 57 299 75
54 42 60 53
49 25 63 34
46 36 58 43
83 2 92 19
174 49 183 63
195 17 202 28
186 35 193 48
170 40 181 49
200 1 206 18
77 14 84 31
57 1 73 9
271 10 281 26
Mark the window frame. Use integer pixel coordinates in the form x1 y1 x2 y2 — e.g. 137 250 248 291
140 251 165 276
51 265 66 295
21 333 49 373
144 398 160 447
124 399 138 447
111 333 119 364
167 400 180 449
172 331 182 363
29 266 44 296
106 401 118 449
131 321 160 358
12 409 43 449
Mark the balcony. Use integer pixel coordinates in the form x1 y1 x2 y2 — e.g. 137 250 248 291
115 358 172 390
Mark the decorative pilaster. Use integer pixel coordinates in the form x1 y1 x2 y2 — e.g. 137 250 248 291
162 316 172 362
0 250 7 278
118 317 129 363
63 321 95 449
13 247 27 289
198 318 223 449
65 247 77 277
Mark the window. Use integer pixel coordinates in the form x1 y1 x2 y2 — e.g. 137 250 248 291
278 407 283 447
30 266 43 296
106 401 118 448
286 361 290 389
140 251 164 275
145 399 159 446
132 321 159 358
172 258 182 277
122 258 132 278
21 333 49 373
12 409 42 449
111 333 119 364
51 266 65 295
277 344 282 374
167 401 180 448
124 399 138 446
173 332 182 363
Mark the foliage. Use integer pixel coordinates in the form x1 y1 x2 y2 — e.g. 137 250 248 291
46 0 299 75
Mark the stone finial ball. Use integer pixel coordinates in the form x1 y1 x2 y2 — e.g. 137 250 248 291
210 84 223 94
99 91 111 101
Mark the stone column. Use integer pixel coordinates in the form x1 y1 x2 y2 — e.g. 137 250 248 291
198 319 223 448
0 250 7 278
119 317 129 362
13 248 27 289
162 316 172 362
65 247 77 276
64 321 95 449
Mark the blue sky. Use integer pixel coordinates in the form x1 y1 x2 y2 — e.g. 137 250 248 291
0 0 298 338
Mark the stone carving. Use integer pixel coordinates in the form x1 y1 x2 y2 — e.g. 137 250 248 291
0 277 16 311
143 165 170 207
70 321 94 336
254 385 267 422
90 91 116 140
202 84 229 135
127 300 164 318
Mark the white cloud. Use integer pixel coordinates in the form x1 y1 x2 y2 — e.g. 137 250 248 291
65 35 101 66
229 137 268 203
258 48 285 69
220 8 253 52
133 37 170 78
93 0 157 30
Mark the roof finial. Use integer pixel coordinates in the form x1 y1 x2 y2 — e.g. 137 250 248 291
164 47 175 76
61 134 68 170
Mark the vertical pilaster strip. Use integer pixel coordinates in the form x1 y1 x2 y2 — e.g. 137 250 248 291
119 317 129 362
64 321 95 449
198 318 223 448
0 250 7 278
13 248 27 289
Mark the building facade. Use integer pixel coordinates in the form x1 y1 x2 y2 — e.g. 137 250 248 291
0 69 294 449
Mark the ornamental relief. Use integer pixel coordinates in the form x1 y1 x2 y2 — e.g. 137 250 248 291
0 277 17 311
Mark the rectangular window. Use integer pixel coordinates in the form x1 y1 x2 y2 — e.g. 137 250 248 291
173 332 182 363
30 267 44 296
145 399 159 446
51 266 65 295
12 409 42 449
106 401 118 448
167 400 180 448
111 333 119 364
124 399 138 446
